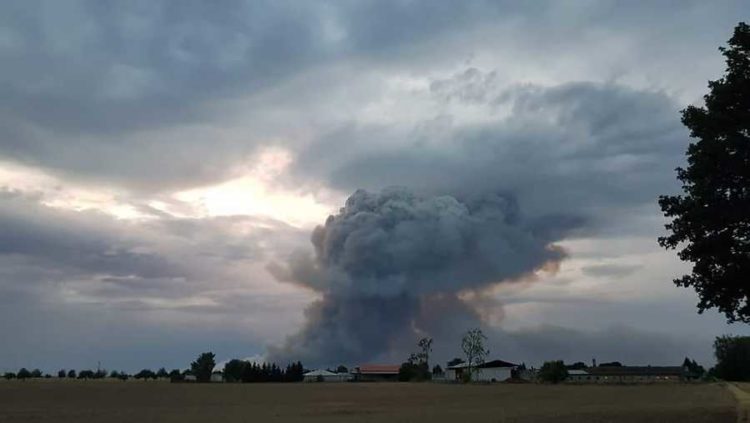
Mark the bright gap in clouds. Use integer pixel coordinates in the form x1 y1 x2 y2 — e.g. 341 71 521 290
0 147 336 228
174 147 334 227
0 160 144 220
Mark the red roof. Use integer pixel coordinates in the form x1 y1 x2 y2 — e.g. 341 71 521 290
356 364 400 374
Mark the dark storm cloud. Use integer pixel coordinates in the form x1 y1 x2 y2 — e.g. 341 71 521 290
269 187 575 364
0 0 510 191
297 81 687 231
2 0 743 192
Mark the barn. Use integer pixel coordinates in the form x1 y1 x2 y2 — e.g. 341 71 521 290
352 364 400 382
445 360 518 382
566 366 686 383
303 369 350 382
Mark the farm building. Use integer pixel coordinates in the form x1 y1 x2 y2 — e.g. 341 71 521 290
446 359 518 382
352 364 400 382
303 369 350 382
566 366 686 383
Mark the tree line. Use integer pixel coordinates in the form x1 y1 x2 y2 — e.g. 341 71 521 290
3 367 182 381
184 352 304 383
3 351 306 384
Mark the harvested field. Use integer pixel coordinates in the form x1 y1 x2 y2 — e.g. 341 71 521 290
0 380 736 422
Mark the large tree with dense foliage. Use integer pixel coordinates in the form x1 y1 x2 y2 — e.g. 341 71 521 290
713 335 750 381
190 352 216 383
223 359 247 383
538 361 568 384
659 22 750 323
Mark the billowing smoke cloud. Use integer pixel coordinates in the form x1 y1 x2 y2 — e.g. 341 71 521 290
269 187 575 365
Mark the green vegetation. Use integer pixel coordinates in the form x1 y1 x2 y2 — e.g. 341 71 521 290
461 329 489 382
713 335 750 381
190 352 216 383
659 22 750 323
399 337 433 381
538 360 568 384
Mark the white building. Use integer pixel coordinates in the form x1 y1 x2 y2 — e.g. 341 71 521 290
445 359 518 382
303 369 350 382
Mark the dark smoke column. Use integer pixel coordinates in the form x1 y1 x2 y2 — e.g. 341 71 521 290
269 187 568 366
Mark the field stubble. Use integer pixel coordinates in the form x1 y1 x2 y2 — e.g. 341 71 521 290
0 379 736 423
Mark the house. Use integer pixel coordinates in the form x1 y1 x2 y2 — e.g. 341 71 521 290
566 366 686 383
446 359 518 382
183 374 197 382
303 369 350 382
210 372 224 383
352 364 400 382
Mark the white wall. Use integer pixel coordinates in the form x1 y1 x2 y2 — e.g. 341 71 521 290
445 367 513 382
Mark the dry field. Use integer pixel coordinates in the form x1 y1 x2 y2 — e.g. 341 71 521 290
0 380 737 422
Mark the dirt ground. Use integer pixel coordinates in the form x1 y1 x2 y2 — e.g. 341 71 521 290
0 380 737 423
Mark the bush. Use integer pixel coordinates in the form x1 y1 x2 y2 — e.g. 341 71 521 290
538 361 568 384
714 336 750 381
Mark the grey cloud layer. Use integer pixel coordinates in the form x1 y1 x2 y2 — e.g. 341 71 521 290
2 1 750 371
0 190 310 371
298 80 687 231
1 1 745 191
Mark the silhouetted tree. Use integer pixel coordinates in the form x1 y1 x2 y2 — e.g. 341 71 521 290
30 369 42 378
67 370 76 379
461 328 489 382
714 335 750 381
659 22 750 323
682 357 706 379
336 365 348 374
399 338 434 382
17 368 30 380
224 359 246 383
432 365 444 376
134 369 156 380
3 372 16 380
78 370 95 379
598 361 623 367
156 368 168 379
290 361 304 382
190 352 216 383
417 337 433 367
168 369 182 382
539 361 568 384
57 369 66 378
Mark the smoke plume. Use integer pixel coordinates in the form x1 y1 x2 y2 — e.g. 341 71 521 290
269 187 571 365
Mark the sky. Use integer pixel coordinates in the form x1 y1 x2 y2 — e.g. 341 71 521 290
1 0 749 373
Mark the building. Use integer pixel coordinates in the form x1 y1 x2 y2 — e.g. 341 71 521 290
210 372 224 383
352 364 400 382
446 359 518 382
566 366 686 384
303 369 350 382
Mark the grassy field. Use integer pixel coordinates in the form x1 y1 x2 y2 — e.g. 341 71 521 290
0 380 737 422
